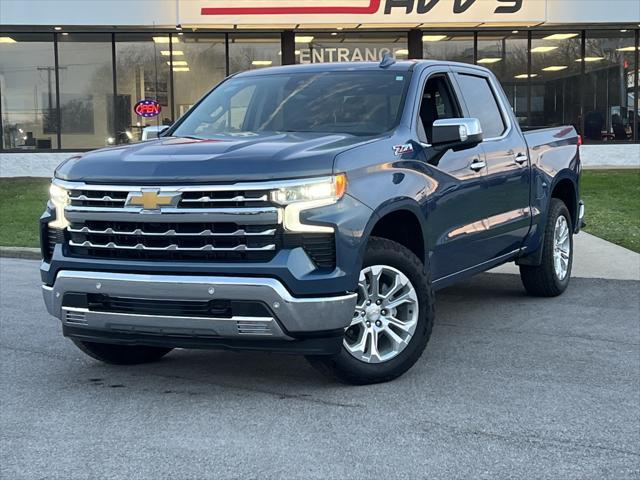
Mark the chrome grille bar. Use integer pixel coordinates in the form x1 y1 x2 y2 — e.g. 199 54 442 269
69 240 276 252
180 194 268 203
69 194 127 203
67 226 277 237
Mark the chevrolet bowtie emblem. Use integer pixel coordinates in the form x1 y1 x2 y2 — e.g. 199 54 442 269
126 190 181 210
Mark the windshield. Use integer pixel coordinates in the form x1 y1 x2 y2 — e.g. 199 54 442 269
172 70 410 138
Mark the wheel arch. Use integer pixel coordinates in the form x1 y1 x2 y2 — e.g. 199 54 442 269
360 200 428 268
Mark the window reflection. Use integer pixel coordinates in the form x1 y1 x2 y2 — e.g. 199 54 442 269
0 33 58 149
583 30 636 142
115 33 171 144
228 34 280 74
422 32 474 63
58 33 114 149
530 31 582 131
477 32 528 126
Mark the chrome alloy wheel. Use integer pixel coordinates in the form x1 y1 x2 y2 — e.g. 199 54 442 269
344 265 419 364
553 215 571 281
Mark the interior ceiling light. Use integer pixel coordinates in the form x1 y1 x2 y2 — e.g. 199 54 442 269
153 36 179 44
423 35 448 42
173 67 190 72
542 33 579 41
531 46 558 53
295 36 314 43
576 57 604 62
54 26 62 31
477 58 502 64
395 49 409 56
0 37 17 43
514 73 538 79
542 65 568 71
616 46 639 52
161 50 184 56
252 60 273 66
167 60 188 66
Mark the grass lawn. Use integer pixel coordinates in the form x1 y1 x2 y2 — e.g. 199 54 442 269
0 177 50 248
0 170 638 252
581 169 640 253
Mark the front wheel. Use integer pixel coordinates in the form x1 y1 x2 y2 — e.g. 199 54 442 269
519 199 573 297
307 237 434 385
72 340 173 365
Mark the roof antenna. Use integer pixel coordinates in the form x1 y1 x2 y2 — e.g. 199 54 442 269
379 53 396 69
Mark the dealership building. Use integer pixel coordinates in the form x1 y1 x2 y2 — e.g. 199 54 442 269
1 0 639 174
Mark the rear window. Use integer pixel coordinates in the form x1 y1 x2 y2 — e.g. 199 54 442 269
456 74 507 139
172 70 410 137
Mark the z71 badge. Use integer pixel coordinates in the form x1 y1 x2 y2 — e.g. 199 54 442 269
393 144 414 156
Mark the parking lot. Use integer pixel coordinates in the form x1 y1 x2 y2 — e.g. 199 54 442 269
1 256 639 479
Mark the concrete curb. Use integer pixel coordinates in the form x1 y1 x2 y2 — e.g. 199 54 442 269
0 247 41 261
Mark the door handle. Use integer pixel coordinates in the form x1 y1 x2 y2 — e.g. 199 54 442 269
469 159 486 172
514 153 529 165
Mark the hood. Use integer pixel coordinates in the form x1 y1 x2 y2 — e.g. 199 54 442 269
55 132 379 184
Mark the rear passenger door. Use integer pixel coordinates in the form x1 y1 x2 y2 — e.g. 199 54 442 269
453 68 532 260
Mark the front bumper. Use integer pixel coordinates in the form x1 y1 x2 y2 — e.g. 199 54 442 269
43 270 357 354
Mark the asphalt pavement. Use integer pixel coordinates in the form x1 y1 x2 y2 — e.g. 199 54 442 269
1 257 639 479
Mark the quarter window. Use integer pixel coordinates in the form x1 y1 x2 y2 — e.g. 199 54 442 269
457 74 507 139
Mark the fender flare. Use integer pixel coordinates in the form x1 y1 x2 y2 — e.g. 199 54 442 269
356 198 430 273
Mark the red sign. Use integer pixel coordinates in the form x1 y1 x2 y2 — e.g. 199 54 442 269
134 99 162 118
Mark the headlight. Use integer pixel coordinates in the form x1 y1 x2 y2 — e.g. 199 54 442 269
48 183 70 229
271 175 347 233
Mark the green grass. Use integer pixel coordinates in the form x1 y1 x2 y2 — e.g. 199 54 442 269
0 177 50 248
581 169 640 253
0 171 638 252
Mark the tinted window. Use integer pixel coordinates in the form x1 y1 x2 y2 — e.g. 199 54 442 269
419 75 460 141
172 71 409 137
457 74 506 138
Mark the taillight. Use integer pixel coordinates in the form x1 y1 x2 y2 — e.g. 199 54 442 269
577 135 583 147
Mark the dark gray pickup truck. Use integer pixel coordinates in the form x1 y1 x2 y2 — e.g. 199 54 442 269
41 59 583 384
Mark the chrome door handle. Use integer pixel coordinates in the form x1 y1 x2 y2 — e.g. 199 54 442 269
469 159 486 172
514 153 529 164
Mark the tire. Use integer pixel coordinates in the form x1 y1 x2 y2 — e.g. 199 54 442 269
307 237 435 385
519 198 573 297
72 340 173 365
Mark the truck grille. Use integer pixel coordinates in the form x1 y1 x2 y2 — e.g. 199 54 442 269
67 220 280 262
59 183 336 268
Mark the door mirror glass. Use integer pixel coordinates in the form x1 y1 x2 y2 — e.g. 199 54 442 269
431 118 483 149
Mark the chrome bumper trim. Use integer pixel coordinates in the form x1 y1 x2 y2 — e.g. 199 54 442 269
43 271 357 337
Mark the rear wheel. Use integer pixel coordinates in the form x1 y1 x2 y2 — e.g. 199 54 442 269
307 237 434 385
520 199 573 297
72 340 173 365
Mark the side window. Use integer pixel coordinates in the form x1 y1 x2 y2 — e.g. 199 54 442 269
418 75 461 142
456 74 506 139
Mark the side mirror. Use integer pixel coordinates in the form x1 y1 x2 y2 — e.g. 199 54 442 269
141 125 170 141
431 118 483 150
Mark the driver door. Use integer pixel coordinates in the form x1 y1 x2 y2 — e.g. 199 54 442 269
415 71 493 282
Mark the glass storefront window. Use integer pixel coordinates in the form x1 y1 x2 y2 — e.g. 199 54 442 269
477 32 529 126
173 34 226 119
583 30 637 142
530 31 582 131
228 34 280 74
0 33 58 149
115 33 172 143
422 32 474 63
295 32 407 63
57 33 114 149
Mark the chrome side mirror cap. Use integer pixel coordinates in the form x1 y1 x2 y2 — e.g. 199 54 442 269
432 118 483 149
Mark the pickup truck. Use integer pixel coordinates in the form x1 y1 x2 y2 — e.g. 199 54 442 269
41 59 584 384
